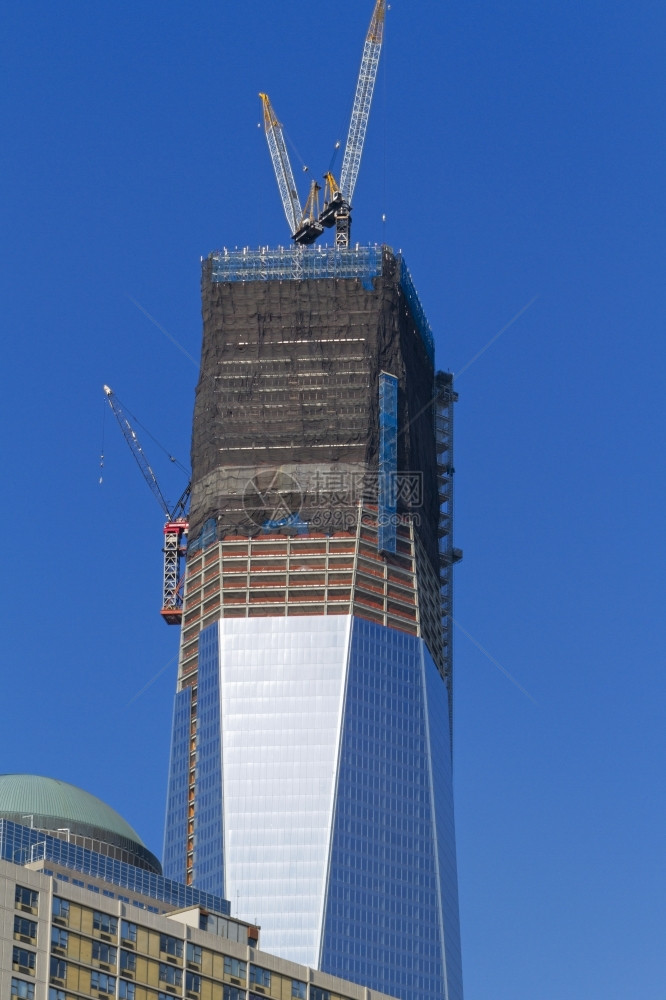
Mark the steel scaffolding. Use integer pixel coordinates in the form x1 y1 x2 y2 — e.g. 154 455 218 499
435 372 462 738
207 245 435 365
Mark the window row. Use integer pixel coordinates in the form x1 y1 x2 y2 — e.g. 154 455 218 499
47 964 135 998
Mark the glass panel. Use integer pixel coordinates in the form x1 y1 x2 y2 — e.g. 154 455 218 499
0 820 229 917
11 979 35 999
163 686 192 884
14 916 37 939
320 619 458 1000
217 615 351 966
194 622 224 895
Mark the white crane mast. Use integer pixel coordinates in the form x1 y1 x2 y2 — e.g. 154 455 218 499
259 93 303 235
339 0 386 205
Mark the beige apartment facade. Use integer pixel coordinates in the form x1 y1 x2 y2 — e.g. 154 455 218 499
2 861 395 1000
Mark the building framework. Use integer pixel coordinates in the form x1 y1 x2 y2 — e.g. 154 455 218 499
165 245 463 1000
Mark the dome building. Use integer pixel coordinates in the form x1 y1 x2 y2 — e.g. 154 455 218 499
0 774 161 874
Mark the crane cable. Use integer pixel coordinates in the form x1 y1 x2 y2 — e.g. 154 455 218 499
99 397 106 484
115 394 190 477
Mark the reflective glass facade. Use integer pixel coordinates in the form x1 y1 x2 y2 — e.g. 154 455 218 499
219 615 350 966
320 619 462 1000
195 623 224 896
167 245 462 999
163 687 191 884
0 821 229 916
165 616 462 1000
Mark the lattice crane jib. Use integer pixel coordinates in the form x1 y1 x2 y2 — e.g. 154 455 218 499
259 93 303 237
103 385 190 626
339 0 386 206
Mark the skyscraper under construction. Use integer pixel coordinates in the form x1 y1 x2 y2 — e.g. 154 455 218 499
163 243 463 1000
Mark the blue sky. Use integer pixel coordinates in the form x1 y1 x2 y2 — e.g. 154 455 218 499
2 2 665 997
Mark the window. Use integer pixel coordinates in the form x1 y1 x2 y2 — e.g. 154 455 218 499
92 941 117 964
292 982 306 1000
52 898 70 920
15 886 38 910
224 956 247 979
160 933 183 958
187 942 202 964
14 916 37 940
93 911 118 935
224 987 245 1000
159 964 183 986
49 989 66 1000
120 950 136 972
90 971 116 994
311 990 330 1000
121 919 137 943
13 947 36 972
119 982 136 1000
250 965 271 988
11 979 35 999
187 971 201 993
50 957 66 980
51 927 69 949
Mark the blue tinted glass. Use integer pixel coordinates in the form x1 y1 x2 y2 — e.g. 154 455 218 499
163 687 192 883
194 622 224 896
320 618 462 1000
423 646 463 1000
0 820 229 916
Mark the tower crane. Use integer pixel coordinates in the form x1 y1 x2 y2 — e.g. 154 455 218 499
259 93 324 245
259 92 303 238
103 385 191 625
260 0 386 249
320 0 386 247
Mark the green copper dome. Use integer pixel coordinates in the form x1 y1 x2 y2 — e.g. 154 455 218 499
0 774 161 874
0 774 143 843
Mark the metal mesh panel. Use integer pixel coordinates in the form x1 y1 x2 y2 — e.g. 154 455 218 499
210 245 383 283
378 373 398 554
398 256 435 364
207 246 433 364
